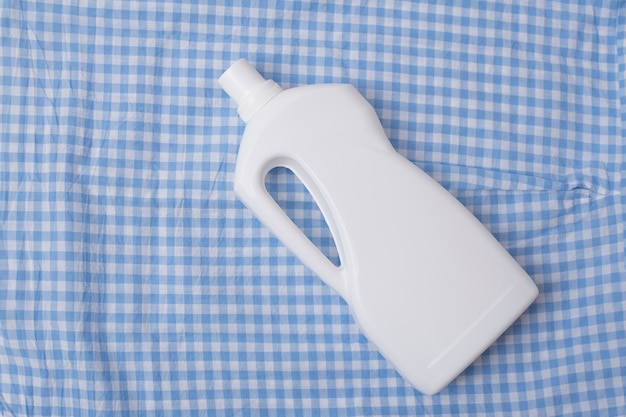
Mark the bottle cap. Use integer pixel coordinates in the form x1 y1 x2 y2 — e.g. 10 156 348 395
218 59 283 123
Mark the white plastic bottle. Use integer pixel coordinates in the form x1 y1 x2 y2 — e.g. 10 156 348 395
218 59 538 395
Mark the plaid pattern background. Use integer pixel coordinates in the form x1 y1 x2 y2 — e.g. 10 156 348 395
1 1 625 415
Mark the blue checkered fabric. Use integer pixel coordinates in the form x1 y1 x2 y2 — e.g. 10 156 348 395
1 1 625 416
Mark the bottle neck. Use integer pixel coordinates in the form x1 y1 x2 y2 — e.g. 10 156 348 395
218 59 283 123
236 79 283 123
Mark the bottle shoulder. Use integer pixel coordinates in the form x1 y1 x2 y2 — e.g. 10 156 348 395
242 84 393 154
252 83 367 123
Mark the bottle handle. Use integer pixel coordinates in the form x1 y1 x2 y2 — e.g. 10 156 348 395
235 157 349 300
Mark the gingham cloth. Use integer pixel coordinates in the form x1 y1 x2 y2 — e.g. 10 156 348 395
1 1 625 416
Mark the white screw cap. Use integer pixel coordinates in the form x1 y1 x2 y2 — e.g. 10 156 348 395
218 59 283 123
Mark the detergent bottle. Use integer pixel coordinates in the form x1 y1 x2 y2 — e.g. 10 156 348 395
218 59 538 395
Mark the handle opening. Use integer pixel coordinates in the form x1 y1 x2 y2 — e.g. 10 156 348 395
265 166 341 268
